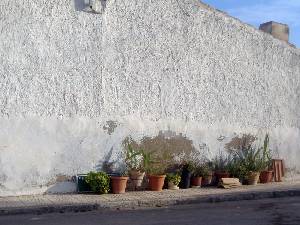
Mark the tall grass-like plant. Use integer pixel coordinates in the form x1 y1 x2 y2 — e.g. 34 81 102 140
261 134 272 170
212 152 230 172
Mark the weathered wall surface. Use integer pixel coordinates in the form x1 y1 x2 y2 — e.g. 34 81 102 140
0 0 300 195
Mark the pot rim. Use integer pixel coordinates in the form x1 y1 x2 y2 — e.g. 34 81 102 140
148 174 166 178
110 176 129 180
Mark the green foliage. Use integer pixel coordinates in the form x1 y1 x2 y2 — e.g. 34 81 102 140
166 173 181 186
233 145 265 173
226 133 272 180
261 134 272 170
142 150 169 175
85 171 110 194
212 152 230 172
193 163 211 178
227 156 247 180
182 160 195 172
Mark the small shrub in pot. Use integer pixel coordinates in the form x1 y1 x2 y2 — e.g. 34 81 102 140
212 153 230 185
143 151 169 191
123 141 145 188
85 171 110 194
166 173 181 190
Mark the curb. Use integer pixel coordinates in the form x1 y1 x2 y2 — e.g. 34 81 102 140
1 188 300 216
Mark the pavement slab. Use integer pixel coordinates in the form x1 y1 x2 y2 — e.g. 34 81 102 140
0 181 299 216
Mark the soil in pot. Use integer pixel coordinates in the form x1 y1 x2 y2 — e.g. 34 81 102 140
191 177 202 187
179 168 192 189
148 175 166 191
111 176 129 194
247 172 260 185
260 170 273 183
214 172 230 185
129 170 145 188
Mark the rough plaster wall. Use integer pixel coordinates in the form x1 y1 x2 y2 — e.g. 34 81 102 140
0 0 300 195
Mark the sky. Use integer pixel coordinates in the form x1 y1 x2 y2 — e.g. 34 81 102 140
202 0 299 47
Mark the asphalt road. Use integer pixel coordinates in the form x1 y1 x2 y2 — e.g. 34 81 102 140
1 197 300 225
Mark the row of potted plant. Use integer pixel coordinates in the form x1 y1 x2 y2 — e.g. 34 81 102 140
218 134 273 185
84 134 276 194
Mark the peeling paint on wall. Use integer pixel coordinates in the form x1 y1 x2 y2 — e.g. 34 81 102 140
0 0 300 195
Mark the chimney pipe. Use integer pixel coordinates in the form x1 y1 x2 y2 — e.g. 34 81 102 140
259 21 289 43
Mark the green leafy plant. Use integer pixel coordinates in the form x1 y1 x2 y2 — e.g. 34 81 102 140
212 152 230 172
227 133 272 180
193 163 211 178
85 171 110 194
261 134 272 170
166 173 181 186
181 160 195 173
231 144 265 177
142 150 169 175
227 156 247 180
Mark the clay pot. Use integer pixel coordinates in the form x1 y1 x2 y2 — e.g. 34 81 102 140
111 176 129 194
191 177 202 187
260 170 273 183
129 170 145 188
247 172 260 185
148 175 166 191
214 172 230 185
168 181 179 190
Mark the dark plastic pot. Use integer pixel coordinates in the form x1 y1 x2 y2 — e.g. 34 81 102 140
179 168 192 189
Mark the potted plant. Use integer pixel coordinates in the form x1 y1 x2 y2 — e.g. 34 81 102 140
166 173 181 190
191 163 211 187
143 151 168 191
110 170 129 194
212 153 230 185
233 144 265 185
85 171 110 194
202 162 213 186
179 161 194 189
227 156 247 184
259 134 273 183
124 143 145 189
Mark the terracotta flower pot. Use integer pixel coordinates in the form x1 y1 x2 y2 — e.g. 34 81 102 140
129 170 145 188
191 177 202 187
111 176 129 194
168 181 179 190
247 172 260 185
148 175 166 191
260 170 273 183
214 172 230 185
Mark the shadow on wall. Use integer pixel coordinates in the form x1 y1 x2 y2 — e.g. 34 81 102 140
46 182 77 194
74 0 107 12
74 0 90 11
45 148 118 194
96 147 118 173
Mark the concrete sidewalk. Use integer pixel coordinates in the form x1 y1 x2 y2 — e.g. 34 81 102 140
1 181 300 216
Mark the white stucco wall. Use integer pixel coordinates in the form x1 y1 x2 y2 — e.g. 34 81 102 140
0 0 300 195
